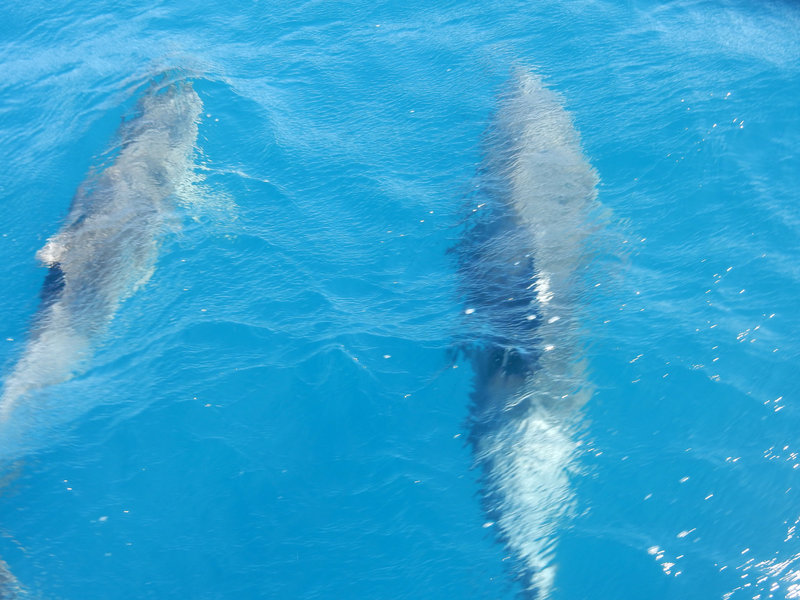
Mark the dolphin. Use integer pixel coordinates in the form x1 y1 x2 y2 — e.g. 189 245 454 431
0 559 22 599
0 75 202 421
457 69 600 598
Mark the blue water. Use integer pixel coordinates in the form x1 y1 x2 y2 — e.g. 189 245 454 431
1 0 799 598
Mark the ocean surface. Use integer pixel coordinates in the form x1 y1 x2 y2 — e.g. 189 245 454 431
0 0 799 598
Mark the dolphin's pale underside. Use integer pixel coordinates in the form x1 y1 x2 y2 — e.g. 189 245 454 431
459 70 599 597
0 77 202 421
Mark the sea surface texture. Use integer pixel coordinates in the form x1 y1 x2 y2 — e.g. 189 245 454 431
0 1 798 598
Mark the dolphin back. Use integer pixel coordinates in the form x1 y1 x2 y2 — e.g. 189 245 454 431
1 76 202 421
463 69 599 597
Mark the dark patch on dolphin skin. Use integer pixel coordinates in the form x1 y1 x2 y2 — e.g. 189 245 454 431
39 262 65 308
452 187 547 600
453 190 542 435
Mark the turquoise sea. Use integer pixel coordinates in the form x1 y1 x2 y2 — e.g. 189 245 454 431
0 0 799 598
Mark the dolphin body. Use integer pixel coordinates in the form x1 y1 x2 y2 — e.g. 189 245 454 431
0 76 202 421
458 70 599 598
0 559 22 599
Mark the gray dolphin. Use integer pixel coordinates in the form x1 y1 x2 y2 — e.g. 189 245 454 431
458 69 600 597
0 558 23 599
0 75 202 421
